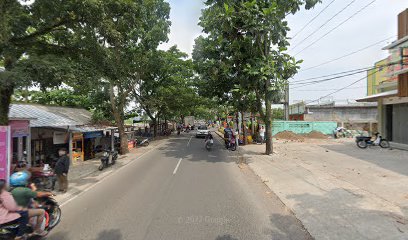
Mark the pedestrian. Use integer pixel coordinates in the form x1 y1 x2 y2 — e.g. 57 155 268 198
55 148 70 193
259 126 265 143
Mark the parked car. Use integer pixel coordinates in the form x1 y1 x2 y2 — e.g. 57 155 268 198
196 125 209 138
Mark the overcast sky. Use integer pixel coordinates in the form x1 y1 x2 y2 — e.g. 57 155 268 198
161 0 408 104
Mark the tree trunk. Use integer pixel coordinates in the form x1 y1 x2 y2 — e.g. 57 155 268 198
242 111 247 145
109 84 129 155
265 91 273 155
251 113 255 138
0 85 13 125
153 119 158 138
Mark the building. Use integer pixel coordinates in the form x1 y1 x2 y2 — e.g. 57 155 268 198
9 104 116 166
357 9 408 147
367 58 390 96
289 101 378 132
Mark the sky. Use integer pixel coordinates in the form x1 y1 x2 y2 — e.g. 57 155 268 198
161 0 408 104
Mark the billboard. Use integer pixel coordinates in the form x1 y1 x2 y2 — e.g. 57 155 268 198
0 126 11 182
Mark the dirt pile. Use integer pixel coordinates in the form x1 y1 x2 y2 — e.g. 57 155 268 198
304 131 329 139
274 131 305 141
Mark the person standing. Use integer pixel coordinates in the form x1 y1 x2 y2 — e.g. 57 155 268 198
55 148 70 193
259 126 265 143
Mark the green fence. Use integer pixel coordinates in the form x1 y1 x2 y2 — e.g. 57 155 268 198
272 121 337 135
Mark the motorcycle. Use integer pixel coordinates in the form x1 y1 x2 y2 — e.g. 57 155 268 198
0 195 61 239
136 137 149 147
31 168 56 191
98 150 118 171
225 137 237 151
205 139 214 151
356 133 390 149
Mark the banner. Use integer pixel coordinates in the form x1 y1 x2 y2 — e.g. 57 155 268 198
0 126 10 182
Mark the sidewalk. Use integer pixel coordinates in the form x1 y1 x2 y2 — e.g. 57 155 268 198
237 138 408 240
54 137 169 205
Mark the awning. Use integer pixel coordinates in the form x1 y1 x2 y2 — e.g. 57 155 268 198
356 90 398 102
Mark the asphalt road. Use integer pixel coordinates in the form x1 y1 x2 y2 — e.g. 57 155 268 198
48 132 311 240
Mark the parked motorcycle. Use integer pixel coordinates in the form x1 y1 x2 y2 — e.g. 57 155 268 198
0 195 61 239
136 137 149 147
31 168 56 191
356 133 390 149
98 150 118 171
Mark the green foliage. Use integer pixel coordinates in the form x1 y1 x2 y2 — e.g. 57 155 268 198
133 46 199 123
195 0 320 153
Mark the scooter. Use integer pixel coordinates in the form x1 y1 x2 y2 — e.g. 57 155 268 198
0 195 61 239
136 137 149 147
98 150 118 171
31 168 56 191
356 132 390 149
205 139 214 151
225 137 237 151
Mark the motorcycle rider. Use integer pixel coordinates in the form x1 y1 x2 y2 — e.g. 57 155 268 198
205 132 213 142
10 171 52 237
0 179 29 240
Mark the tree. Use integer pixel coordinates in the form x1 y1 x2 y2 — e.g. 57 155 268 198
0 0 101 125
195 0 320 154
1 0 171 154
132 46 198 136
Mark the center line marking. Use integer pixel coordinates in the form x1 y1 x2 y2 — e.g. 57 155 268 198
187 136 193 147
173 158 183 175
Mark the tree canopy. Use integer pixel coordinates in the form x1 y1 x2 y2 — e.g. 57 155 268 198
194 0 320 154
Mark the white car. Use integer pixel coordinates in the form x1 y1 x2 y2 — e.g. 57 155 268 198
196 125 209 138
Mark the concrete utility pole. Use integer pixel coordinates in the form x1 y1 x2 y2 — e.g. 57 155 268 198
284 84 290 120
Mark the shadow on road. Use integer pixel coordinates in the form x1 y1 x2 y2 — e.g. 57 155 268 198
157 134 239 164
215 234 239 240
94 229 123 240
320 142 408 176
285 188 408 239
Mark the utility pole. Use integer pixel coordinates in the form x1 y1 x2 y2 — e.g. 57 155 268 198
284 84 289 120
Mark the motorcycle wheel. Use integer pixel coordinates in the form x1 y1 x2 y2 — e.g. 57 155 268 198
357 140 368 149
47 206 62 230
379 140 390 148
144 141 150 147
231 144 237 151
98 164 104 171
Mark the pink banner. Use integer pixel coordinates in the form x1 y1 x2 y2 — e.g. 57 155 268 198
0 126 10 181
9 120 29 138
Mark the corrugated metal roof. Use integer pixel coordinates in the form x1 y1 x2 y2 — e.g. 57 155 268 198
9 104 90 128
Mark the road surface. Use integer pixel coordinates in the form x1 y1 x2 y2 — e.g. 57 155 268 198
48 132 311 240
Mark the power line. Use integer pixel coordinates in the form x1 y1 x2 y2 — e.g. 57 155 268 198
299 36 395 72
294 0 378 56
305 68 380 104
290 69 369 88
290 61 400 89
291 67 372 83
291 0 337 40
293 86 365 91
291 0 356 51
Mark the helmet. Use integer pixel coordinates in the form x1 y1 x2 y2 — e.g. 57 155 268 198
10 171 30 187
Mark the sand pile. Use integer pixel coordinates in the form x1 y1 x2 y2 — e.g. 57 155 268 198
304 131 329 139
274 131 305 141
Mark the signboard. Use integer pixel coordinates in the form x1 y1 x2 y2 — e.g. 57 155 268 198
0 126 11 182
53 132 68 145
9 120 29 138
83 131 104 139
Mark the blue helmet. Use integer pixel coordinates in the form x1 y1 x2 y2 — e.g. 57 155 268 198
10 171 30 187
